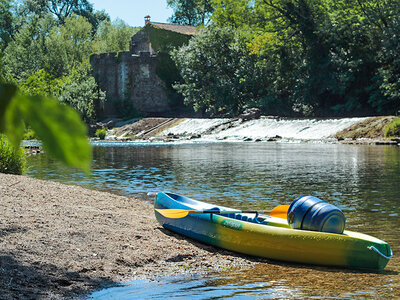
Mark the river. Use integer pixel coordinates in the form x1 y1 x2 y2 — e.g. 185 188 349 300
26 141 400 299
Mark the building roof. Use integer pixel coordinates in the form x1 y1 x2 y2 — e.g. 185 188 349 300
149 22 197 36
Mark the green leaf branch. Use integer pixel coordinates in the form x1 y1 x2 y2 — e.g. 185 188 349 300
0 82 91 174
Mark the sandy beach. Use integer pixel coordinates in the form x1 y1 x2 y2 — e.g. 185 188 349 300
0 173 257 299
1 173 399 299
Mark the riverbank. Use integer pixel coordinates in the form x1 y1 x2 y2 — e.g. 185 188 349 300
1 173 399 298
0 173 256 299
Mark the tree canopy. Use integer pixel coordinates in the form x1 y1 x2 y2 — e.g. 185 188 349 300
171 0 400 117
0 0 140 172
167 0 213 25
1 1 138 122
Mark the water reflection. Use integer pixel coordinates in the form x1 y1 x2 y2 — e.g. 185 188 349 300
90 264 399 299
90 274 304 299
26 143 400 213
26 142 400 237
26 142 400 298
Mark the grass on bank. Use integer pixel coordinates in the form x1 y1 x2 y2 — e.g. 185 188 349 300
384 117 400 138
335 116 396 140
23 128 39 140
0 134 26 175
95 128 107 140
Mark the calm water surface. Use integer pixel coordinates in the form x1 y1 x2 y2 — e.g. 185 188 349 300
26 142 400 299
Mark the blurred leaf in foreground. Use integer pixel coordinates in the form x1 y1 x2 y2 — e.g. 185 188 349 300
0 82 91 174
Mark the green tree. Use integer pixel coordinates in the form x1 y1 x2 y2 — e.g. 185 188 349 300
167 0 213 25
253 0 340 115
172 26 264 116
93 19 139 53
374 17 400 114
19 69 63 97
3 14 94 78
24 0 109 29
2 13 106 121
0 0 14 51
45 15 94 77
57 63 105 122
209 0 400 116
212 0 256 29
2 16 55 81
17 64 104 122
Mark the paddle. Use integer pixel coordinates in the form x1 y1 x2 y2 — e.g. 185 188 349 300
155 205 290 219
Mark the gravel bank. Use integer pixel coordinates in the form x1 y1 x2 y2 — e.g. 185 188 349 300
0 174 256 299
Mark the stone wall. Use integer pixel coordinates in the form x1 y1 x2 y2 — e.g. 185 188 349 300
91 51 171 118
130 29 155 55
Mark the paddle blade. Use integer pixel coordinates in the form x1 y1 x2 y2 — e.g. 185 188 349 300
155 208 192 219
268 205 290 219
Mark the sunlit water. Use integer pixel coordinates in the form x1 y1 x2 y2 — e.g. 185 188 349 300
90 273 306 299
25 142 400 298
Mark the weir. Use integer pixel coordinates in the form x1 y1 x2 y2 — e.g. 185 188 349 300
159 117 367 141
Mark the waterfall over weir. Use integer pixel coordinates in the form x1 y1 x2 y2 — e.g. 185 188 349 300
159 117 367 142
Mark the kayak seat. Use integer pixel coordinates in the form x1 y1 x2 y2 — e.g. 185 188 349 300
218 211 259 224
229 213 258 223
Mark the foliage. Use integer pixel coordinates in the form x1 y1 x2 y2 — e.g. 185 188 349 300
172 26 263 116
0 0 14 51
19 69 63 97
15 64 104 122
171 0 400 117
376 18 400 113
2 16 55 81
0 134 25 174
167 0 213 25
93 19 140 53
156 52 185 108
211 0 256 29
2 12 113 121
23 127 38 140
95 128 107 140
56 63 106 122
24 0 109 30
45 15 94 77
384 117 400 138
145 25 193 109
0 82 91 173
147 25 192 52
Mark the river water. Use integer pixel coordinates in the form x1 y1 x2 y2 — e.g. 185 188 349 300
26 141 400 299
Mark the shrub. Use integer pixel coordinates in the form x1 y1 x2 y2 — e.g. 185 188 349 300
23 128 38 140
384 117 400 138
0 135 26 175
95 128 107 140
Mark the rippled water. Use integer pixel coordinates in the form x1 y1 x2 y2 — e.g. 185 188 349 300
90 273 306 299
26 142 400 298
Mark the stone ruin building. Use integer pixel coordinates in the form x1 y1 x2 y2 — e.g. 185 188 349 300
90 16 196 118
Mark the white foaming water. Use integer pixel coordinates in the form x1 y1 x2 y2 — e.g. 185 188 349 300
160 118 230 136
159 117 367 141
211 118 367 140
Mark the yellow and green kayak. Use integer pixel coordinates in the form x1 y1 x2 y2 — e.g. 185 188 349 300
154 192 392 270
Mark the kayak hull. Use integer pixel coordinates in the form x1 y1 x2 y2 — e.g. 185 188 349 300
154 192 392 270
